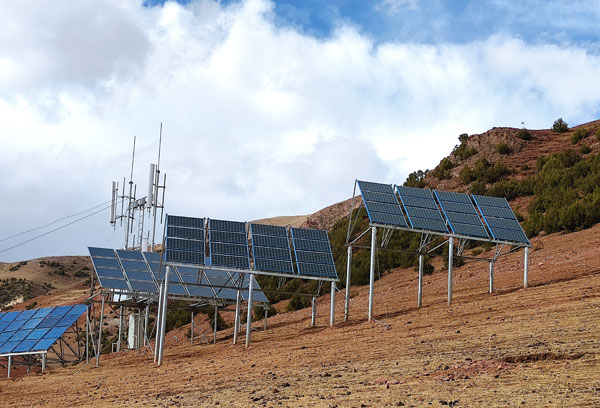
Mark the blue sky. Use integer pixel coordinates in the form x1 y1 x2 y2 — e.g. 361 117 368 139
1 0 600 261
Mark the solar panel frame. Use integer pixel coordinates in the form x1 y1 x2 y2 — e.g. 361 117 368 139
357 180 408 228
290 227 337 278
471 194 530 244
250 223 295 275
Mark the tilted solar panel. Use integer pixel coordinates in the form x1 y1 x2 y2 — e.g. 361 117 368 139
471 194 529 244
434 190 490 239
209 219 250 269
357 180 408 228
250 223 294 275
290 227 337 278
395 186 448 233
164 214 206 266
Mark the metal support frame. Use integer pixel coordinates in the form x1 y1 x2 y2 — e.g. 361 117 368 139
233 290 240 345
144 304 150 347
213 304 217 344
246 274 255 347
42 353 46 372
7 355 11 378
117 306 124 352
368 226 377 321
489 261 495 294
344 245 352 321
190 312 195 345
330 281 335 327
158 266 170 366
524 246 529 288
418 254 424 307
310 296 317 327
96 295 105 367
264 309 268 331
448 238 454 306
154 284 163 363
85 307 90 364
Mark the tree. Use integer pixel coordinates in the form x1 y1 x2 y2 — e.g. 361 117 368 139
552 117 569 133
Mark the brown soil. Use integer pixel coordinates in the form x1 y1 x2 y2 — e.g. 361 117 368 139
1 221 599 407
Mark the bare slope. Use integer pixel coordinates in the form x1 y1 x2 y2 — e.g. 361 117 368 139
1 223 599 406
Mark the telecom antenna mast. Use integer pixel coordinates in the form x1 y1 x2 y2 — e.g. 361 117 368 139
109 125 167 251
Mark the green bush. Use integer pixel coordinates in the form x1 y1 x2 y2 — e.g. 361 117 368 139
286 294 311 311
517 129 532 140
580 144 591 154
485 178 534 201
496 142 512 155
596 128 600 141
571 128 590 144
413 255 434 275
469 181 487 195
207 306 228 330
452 133 478 160
552 117 569 133
404 170 427 188
431 157 454 179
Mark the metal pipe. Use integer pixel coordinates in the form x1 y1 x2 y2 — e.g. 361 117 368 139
489 261 494 294
7 355 11 378
524 246 529 288
418 254 423 308
136 309 141 356
158 266 170 366
344 245 352 321
448 238 454 306
190 312 194 345
310 296 317 327
264 309 268 331
368 226 377 321
117 306 123 352
233 290 240 345
85 307 90 364
213 304 217 344
144 304 150 347
42 353 46 372
96 295 105 367
245 274 254 347
154 284 163 363
330 281 335 327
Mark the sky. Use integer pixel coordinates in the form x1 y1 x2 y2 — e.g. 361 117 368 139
1 0 600 262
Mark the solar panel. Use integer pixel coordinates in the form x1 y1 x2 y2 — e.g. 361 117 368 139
471 194 529 244
395 186 448 233
116 250 145 261
97 277 130 290
89 247 116 258
129 280 158 293
434 190 490 239
0 305 86 356
357 180 408 227
91 257 121 269
209 219 250 269
164 214 206 266
290 227 337 278
126 270 153 281
250 223 294 275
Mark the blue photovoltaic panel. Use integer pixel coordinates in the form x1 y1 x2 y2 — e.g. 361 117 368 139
290 227 337 278
126 270 153 281
96 267 125 279
91 257 121 269
0 305 86 355
120 259 148 271
434 190 490 239
129 280 158 293
250 223 294 275
116 250 145 261
209 219 250 269
88 247 116 258
143 252 162 263
164 214 206 266
357 180 408 228
97 277 130 290
471 194 530 244
395 186 448 233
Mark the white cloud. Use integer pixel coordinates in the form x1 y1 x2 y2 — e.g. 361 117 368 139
376 0 421 16
1 0 600 261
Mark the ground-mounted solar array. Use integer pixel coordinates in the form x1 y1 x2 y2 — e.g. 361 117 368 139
355 180 530 245
357 180 408 227
89 248 269 303
0 305 87 356
290 227 337 278
395 186 448 233
434 190 489 239
209 219 250 270
472 195 530 244
250 223 294 275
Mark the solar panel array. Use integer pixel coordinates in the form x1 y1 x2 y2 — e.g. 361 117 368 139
472 195 529 244
434 190 489 239
357 180 408 227
165 215 205 266
395 186 448 233
290 227 337 278
250 223 294 275
208 219 250 270
0 305 86 355
89 248 269 303
355 180 529 245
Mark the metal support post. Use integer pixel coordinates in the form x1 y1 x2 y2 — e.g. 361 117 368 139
136 309 141 355
310 296 317 327
117 306 124 352
264 309 268 331
144 304 150 347
233 290 240 345
96 295 105 367
42 353 46 372
245 274 255 348
489 261 495 294
344 245 352 321
368 226 377 321
524 246 529 288
213 305 217 344
448 238 454 306
158 266 170 366
330 281 336 327
190 312 194 345
418 254 423 307
154 284 163 363
7 356 11 378
85 307 90 364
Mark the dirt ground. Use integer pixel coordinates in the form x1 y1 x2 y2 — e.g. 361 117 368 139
1 224 600 407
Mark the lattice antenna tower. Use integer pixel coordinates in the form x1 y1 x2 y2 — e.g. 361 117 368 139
109 124 167 251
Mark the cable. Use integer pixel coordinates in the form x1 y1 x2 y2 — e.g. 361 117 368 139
0 200 120 255
0 200 112 243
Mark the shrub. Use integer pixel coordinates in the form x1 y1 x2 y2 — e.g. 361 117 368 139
286 294 311 311
207 306 228 330
469 181 487 195
452 133 478 160
413 255 434 275
517 129 532 140
431 157 454 179
571 128 590 144
496 142 512 155
74 270 88 278
580 144 591 154
521 164 529 171
552 117 569 133
596 129 600 141
404 170 427 188
460 165 474 184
